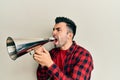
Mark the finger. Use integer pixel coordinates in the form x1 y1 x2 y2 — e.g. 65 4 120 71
42 47 48 54
33 48 41 55
33 55 44 65
33 52 45 58
27 48 33 52
33 56 40 63
34 46 44 52
33 53 41 60
33 46 40 50
34 50 43 55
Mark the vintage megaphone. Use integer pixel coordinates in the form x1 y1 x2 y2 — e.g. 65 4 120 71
6 37 54 60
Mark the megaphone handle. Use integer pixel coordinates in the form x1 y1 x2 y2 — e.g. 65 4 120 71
29 50 34 55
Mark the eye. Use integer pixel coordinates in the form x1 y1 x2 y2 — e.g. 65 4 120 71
57 29 60 31
53 27 61 32
56 28 61 31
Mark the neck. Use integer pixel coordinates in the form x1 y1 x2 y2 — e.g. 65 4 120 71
60 40 73 50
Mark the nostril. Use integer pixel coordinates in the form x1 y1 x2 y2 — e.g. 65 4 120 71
52 32 56 36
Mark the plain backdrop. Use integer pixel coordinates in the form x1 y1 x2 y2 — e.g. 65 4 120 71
0 0 120 80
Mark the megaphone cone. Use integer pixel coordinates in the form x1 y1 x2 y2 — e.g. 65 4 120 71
6 37 54 60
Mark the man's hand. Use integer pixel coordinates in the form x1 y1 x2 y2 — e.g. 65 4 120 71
33 46 54 68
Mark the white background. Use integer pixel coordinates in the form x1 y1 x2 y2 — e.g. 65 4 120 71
0 0 120 80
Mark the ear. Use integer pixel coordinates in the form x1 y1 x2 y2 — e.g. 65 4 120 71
67 32 73 39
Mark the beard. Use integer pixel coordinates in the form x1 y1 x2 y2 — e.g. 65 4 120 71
54 38 67 48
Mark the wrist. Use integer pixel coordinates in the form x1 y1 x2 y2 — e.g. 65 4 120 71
47 61 54 68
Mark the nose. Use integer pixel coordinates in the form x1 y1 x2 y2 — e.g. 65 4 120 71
52 29 57 37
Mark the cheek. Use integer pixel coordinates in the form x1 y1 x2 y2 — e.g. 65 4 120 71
60 33 68 40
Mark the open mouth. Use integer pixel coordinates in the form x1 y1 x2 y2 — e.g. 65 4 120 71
54 38 58 44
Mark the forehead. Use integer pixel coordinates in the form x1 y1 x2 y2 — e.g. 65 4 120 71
54 22 67 29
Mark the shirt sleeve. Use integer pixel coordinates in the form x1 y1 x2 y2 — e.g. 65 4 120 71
47 52 93 80
71 52 93 80
37 65 50 80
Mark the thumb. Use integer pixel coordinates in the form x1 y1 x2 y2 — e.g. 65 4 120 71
42 47 49 54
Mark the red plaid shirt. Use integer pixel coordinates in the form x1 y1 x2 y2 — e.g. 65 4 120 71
37 41 94 80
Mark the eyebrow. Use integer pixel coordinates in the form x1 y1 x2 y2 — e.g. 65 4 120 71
53 27 61 31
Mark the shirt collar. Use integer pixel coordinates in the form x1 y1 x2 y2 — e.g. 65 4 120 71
66 41 77 55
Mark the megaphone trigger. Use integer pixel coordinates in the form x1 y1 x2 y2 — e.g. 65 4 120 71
29 49 35 55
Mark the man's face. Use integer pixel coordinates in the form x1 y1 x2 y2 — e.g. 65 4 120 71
52 22 69 48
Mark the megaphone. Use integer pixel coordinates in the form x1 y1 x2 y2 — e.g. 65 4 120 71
6 37 54 60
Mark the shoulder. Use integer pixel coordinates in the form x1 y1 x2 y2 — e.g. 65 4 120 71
73 44 93 67
73 42 93 60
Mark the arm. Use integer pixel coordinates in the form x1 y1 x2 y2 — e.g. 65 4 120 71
33 45 93 80
47 52 93 80
37 65 50 80
33 46 54 80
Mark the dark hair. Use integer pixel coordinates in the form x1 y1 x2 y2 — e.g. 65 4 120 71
55 17 77 38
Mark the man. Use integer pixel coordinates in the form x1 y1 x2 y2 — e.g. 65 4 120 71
33 17 94 80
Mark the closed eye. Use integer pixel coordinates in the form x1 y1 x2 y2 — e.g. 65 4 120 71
53 27 61 32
